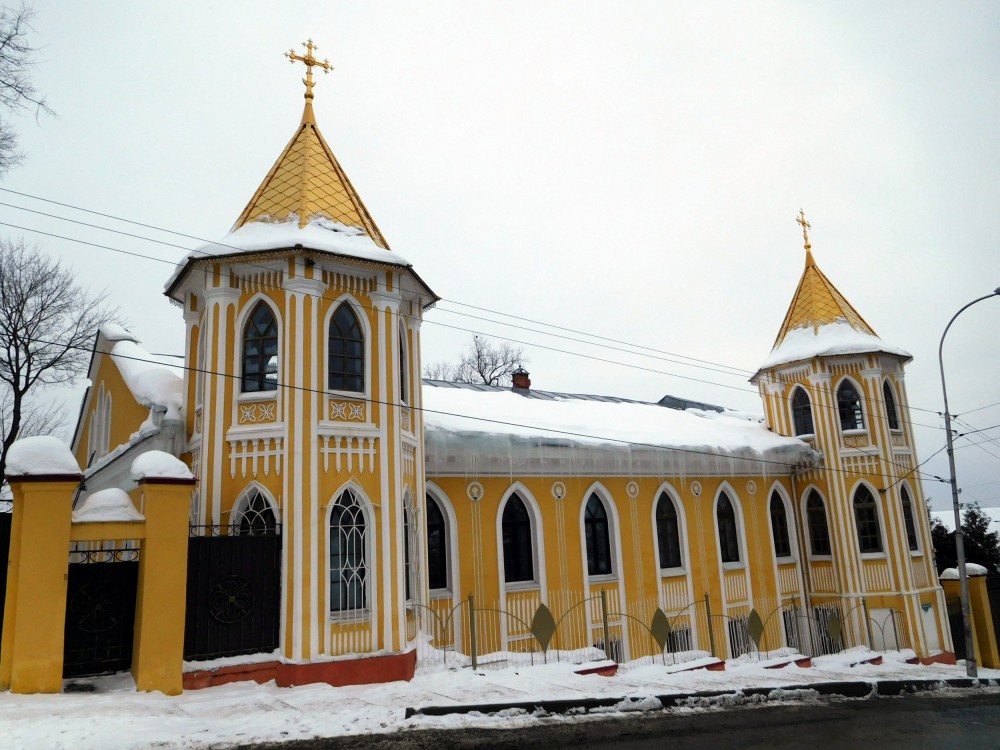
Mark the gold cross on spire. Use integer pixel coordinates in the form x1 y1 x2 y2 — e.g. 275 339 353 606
796 208 812 250
285 39 333 102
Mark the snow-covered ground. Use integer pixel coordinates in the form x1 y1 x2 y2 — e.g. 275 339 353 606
1 649 997 750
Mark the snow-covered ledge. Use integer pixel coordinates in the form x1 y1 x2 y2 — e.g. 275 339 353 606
5 435 81 479
72 488 144 523
939 563 989 579
130 451 195 483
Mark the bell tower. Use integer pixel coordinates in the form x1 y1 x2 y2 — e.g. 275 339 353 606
751 212 950 659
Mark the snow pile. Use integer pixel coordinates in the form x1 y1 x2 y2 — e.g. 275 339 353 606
940 563 990 579
131 451 194 481
109 338 183 421
422 385 814 460
99 323 139 344
165 216 411 292
5 436 80 476
73 488 144 523
759 319 911 370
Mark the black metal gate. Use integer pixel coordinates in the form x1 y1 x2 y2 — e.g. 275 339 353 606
63 547 140 678
0 511 11 650
184 526 282 661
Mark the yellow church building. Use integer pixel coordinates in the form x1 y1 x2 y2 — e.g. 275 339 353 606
55 45 952 686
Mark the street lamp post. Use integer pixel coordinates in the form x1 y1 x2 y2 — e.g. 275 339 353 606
939 287 1000 678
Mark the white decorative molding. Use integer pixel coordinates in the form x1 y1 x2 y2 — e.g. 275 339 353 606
238 401 277 424
329 400 367 422
228 437 283 478
466 481 484 502
282 276 327 296
321 435 378 474
551 481 566 501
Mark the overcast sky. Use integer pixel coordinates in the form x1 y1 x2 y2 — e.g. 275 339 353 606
6 1 999 511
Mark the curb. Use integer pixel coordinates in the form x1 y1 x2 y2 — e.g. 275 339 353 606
404 677 998 719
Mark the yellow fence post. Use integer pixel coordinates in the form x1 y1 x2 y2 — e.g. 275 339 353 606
0 439 81 693
130 459 196 695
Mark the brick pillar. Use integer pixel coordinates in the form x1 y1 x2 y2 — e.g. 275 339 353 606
0 473 80 693
131 476 196 694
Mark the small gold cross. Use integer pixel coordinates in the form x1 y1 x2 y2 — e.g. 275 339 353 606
796 208 812 250
286 39 333 101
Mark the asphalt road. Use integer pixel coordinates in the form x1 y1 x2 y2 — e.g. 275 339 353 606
250 690 1000 750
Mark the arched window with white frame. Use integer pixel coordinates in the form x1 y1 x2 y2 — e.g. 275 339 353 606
806 490 832 556
398 326 409 405
584 493 613 577
837 380 865 431
231 486 278 536
242 301 278 393
330 488 368 613
501 493 534 584
791 386 814 436
426 493 449 591
900 485 919 552
769 490 792 559
853 484 883 554
883 380 900 431
716 492 741 564
328 303 364 393
655 491 683 569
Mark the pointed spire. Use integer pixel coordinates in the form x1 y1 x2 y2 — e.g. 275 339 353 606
231 42 389 247
771 212 878 349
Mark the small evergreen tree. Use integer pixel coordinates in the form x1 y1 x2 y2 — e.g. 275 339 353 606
930 503 1000 574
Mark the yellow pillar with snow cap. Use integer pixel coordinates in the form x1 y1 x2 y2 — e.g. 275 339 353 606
0 436 82 693
130 451 196 694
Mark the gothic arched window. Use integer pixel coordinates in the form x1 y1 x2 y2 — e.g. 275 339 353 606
837 381 865 431
853 485 883 554
399 330 408 405
426 494 448 590
502 494 534 583
883 380 900 430
232 488 278 536
900 486 919 552
242 302 278 393
716 492 741 564
770 491 792 558
584 494 612 576
330 489 367 612
806 491 832 556
655 492 682 569
328 303 364 392
791 387 814 436
403 505 414 601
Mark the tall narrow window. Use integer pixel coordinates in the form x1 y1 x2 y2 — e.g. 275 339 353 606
655 492 682 569
883 380 900 430
330 489 367 612
399 331 408 404
403 507 413 601
426 494 448 590
584 494 612 576
853 485 883 554
232 489 277 536
329 303 364 392
791 387 814 436
716 492 740 563
837 381 864 431
502 494 534 583
770 491 792 558
806 491 832 556
900 486 919 552
242 302 278 393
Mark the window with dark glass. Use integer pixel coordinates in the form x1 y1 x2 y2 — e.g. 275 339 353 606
806 491 832 556
883 380 900 430
426 495 448 590
502 494 534 583
900 486 919 552
770 492 792 558
404 507 414 601
716 493 740 563
584 494 612 576
656 492 682 569
242 302 278 393
330 489 367 612
792 387 814 436
399 332 408 404
853 485 883 554
233 489 278 536
837 381 864 431
329 303 364 392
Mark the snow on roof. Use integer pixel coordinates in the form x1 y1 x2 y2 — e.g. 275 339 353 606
99 323 139 344
131 451 194 481
109 338 184 421
165 216 411 293
422 382 814 461
939 563 990 579
73 488 144 523
758 319 912 371
6 435 81 476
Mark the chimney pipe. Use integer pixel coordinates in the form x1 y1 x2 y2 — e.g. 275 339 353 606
512 367 531 390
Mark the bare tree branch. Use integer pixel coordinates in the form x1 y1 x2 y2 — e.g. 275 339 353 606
0 238 118 480
423 335 527 387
